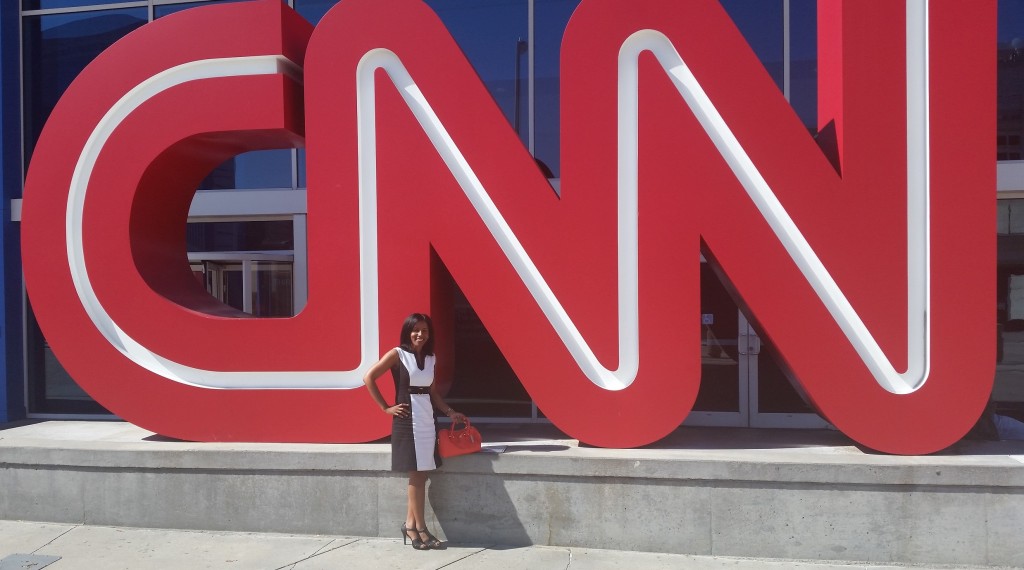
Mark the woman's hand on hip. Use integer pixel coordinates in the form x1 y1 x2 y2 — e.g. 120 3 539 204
386 403 410 419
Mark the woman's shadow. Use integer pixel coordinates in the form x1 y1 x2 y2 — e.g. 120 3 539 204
426 438 570 549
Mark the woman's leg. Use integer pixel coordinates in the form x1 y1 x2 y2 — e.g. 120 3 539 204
408 470 442 547
406 471 428 533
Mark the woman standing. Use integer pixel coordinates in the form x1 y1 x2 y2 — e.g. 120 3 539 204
363 313 466 550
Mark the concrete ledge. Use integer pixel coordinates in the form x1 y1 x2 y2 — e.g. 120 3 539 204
2 421 1022 567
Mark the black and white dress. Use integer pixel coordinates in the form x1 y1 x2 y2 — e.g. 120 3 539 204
390 347 441 472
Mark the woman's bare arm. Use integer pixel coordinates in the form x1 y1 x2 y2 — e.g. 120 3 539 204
363 349 408 418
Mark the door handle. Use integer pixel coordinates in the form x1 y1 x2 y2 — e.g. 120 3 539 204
749 334 761 355
739 332 761 355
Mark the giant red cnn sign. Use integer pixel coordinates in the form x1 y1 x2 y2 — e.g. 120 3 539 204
21 0 994 454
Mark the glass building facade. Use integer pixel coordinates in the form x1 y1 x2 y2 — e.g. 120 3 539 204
3 1 1023 432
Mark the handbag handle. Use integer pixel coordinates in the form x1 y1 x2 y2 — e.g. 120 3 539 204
448 417 472 434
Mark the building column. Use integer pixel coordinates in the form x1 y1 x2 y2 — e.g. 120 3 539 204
1 2 24 423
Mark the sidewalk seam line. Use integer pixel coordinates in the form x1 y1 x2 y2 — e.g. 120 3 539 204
436 546 493 569
30 523 80 555
272 537 360 570
305 538 342 558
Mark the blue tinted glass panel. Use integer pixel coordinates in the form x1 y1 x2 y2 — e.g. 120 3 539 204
719 1 818 130
23 1 140 9
295 0 336 25
22 8 147 168
425 0 528 148
534 0 579 178
154 0 247 18
789 0 817 131
200 149 294 190
1000 0 1024 42
235 149 293 189
25 297 109 414
720 0 785 90
186 220 294 252
998 0 1024 161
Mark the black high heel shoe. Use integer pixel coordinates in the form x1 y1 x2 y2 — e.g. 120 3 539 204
417 528 444 549
401 523 428 550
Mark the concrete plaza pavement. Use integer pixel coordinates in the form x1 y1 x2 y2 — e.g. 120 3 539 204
0 519 1012 570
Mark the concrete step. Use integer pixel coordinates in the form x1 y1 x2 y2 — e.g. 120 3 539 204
1 421 1022 568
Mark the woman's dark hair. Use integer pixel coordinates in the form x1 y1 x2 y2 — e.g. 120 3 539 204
399 313 435 355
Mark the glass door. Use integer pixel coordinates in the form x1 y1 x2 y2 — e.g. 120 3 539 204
190 252 295 317
687 262 748 426
202 260 243 311
751 323 829 428
685 261 829 428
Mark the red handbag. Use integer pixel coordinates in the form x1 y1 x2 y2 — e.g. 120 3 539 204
438 418 481 458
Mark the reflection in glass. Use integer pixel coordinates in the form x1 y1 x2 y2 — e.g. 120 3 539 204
788 0 818 130
534 0 580 178
295 0 337 25
996 199 1024 422
252 261 294 317
203 261 245 312
694 263 740 413
446 282 533 418
153 0 248 19
23 0 138 9
194 259 294 317
199 149 295 190
187 220 294 252
720 0 817 131
22 9 147 169
996 1 1024 424
756 340 815 414
425 0 528 147
721 0 784 86
695 261 818 417
24 296 109 414
998 0 1024 161
188 221 296 317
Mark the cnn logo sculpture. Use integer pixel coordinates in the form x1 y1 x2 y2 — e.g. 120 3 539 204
21 0 995 454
